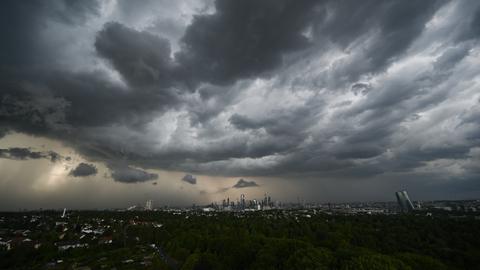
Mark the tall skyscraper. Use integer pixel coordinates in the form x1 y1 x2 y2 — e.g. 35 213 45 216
396 190 414 212
145 200 153 211
240 194 246 210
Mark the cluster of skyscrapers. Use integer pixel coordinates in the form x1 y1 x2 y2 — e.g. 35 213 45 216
219 193 276 211
140 191 416 213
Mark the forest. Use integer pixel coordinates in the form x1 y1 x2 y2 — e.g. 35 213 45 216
1 210 479 269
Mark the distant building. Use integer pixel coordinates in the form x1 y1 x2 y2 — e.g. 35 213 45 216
145 200 153 211
396 190 415 213
240 194 246 210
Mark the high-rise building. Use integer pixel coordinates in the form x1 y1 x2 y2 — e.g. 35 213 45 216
240 194 246 210
145 200 153 211
396 190 414 212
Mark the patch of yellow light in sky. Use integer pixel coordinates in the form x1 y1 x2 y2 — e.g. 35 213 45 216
35 162 69 191
0 132 81 192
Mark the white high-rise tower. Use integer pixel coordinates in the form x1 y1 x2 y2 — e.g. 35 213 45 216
395 190 414 213
145 200 153 211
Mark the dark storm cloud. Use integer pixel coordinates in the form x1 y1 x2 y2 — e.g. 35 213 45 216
95 0 323 88
233 179 259 188
361 1 442 71
174 0 446 109
1 0 480 200
350 83 371 96
0 128 8 138
229 106 316 137
70 163 98 177
176 0 320 85
0 67 181 140
0 0 100 69
95 22 176 87
459 4 480 40
0 147 61 162
182 174 197 185
433 45 471 71
110 165 158 183
0 2 180 135
0 83 70 135
229 114 266 131
312 0 445 87
334 145 385 160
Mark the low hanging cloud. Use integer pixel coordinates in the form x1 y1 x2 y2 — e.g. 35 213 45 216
233 179 259 188
69 163 98 177
0 147 61 162
182 174 197 185
110 165 158 183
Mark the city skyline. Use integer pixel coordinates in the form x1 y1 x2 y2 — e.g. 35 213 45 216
1 0 480 210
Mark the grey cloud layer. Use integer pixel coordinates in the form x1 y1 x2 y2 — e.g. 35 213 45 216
109 165 158 183
182 174 197 185
233 179 259 188
0 147 62 162
70 163 98 177
1 0 480 196
95 22 176 88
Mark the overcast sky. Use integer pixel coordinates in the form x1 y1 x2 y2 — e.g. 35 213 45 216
1 0 480 210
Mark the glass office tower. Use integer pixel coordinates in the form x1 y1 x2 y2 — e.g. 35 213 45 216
396 190 414 212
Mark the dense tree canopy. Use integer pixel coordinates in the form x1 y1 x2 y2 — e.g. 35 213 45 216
1 210 479 269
